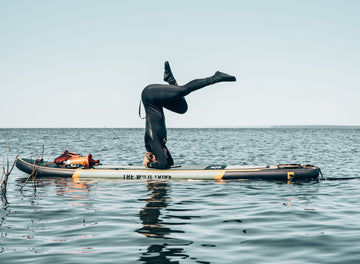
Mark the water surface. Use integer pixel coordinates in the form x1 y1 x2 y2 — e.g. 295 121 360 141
1 128 360 263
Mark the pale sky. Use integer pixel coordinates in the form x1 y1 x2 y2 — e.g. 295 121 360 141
1 0 359 128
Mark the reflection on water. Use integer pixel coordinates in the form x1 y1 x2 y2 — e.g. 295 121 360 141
1 194 8 208
136 181 192 263
137 182 173 238
1 177 95 256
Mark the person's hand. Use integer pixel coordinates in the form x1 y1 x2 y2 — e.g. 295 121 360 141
143 152 156 167
143 155 150 167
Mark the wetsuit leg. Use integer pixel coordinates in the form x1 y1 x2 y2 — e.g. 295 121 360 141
163 97 188 114
141 81 207 104
163 61 187 113
142 71 236 105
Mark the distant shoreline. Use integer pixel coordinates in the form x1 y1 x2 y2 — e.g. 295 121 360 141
1 125 359 129
269 125 360 129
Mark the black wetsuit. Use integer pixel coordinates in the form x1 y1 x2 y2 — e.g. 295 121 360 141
141 72 236 169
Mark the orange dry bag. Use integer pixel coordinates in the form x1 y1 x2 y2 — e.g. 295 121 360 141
54 151 81 165
54 151 100 168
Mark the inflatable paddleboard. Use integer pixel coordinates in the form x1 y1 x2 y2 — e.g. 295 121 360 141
16 158 320 181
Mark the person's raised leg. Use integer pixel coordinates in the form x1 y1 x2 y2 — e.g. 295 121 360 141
142 70 236 104
162 61 188 114
163 61 177 85
179 71 236 97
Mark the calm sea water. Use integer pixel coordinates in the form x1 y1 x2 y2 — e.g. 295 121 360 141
1 128 360 264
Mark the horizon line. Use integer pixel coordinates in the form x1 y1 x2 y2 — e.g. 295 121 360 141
1 125 360 129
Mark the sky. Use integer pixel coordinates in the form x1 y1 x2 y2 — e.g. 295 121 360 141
1 0 359 128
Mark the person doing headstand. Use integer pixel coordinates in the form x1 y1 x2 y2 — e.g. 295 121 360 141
142 62 236 169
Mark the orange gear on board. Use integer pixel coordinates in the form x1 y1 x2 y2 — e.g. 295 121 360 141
54 151 100 168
